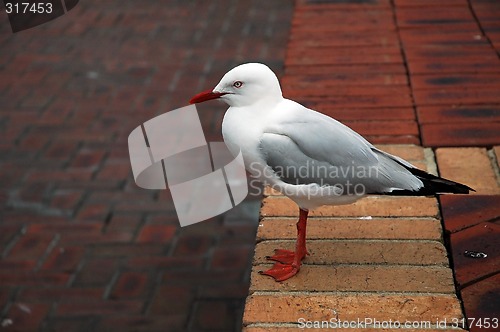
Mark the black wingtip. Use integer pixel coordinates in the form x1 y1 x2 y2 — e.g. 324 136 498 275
381 167 475 196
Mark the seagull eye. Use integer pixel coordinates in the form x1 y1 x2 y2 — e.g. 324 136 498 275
233 81 243 88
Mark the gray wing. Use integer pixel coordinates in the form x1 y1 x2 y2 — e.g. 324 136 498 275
260 110 424 194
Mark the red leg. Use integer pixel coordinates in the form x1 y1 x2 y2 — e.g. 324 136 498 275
259 208 309 281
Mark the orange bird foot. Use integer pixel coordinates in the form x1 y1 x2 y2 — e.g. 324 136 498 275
266 249 309 264
259 262 300 282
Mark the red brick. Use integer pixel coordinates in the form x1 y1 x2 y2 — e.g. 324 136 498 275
41 247 85 272
56 300 143 316
28 222 102 235
173 235 214 256
422 122 500 147
96 161 131 180
136 224 176 243
76 203 109 221
286 52 403 66
44 142 79 160
60 230 134 246
199 284 249 299
417 105 500 124
411 74 500 90
25 169 93 183
395 0 468 6
110 272 150 299
408 59 500 75
193 301 235 330
50 190 83 211
0 224 22 247
460 273 500 332
343 120 419 137
44 317 95 332
400 29 488 46
414 88 500 105
405 45 496 62
105 214 142 232
396 7 477 29
288 31 399 48
148 285 194 315
18 287 103 302
441 195 500 233
210 246 253 270
285 63 406 75
162 269 242 285
74 259 118 286
89 244 164 257
282 74 407 88
4 302 51 331
8 233 55 261
16 182 49 205
283 85 411 98
0 260 36 270
292 93 413 109
70 150 106 168
97 315 186 332
126 256 204 270
450 222 500 287
0 272 70 286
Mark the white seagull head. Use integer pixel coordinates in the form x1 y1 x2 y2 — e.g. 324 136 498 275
190 63 283 107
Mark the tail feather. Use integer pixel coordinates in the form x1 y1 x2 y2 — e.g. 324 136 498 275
386 166 474 196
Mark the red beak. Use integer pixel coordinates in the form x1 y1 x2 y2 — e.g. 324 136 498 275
189 89 228 104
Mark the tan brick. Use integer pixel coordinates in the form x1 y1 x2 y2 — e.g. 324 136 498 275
374 144 425 162
243 293 463 325
494 146 500 172
261 196 439 218
254 240 448 266
436 147 500 195
257 217 442 240
250 265 455 293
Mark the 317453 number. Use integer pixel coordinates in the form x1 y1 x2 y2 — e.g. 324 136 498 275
5 2 53 14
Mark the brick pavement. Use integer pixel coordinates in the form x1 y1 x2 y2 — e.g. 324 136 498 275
243 0 500 331
0 1 293 331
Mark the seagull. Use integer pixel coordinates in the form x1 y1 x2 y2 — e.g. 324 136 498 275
189 63 473 282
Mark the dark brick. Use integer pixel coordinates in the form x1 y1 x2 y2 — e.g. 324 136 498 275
461 273 500 332
110 272 150 299
97 315 186 332
450 222 500 287
56 300 143 316
192 300 237 331
173 235 214 257
70 150 106 169
0 272 71 286
126 256 205 270
421 122 500 147
74 259 118 286
18 287 103 302
148 285 194 315
8 234 55 261
441 195 500 233
41 246 85 272
210 246 253 270
3 302 51 332
136 225 176 244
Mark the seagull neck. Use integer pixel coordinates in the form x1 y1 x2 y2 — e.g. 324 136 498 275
249 95 283 111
